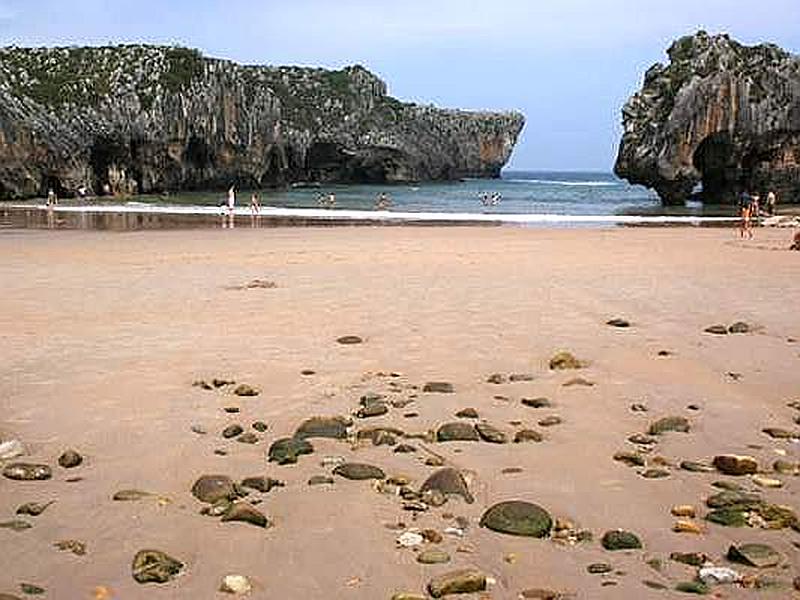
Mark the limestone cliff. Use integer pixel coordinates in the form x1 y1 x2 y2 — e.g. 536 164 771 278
615 32 800 204
0 45 524 199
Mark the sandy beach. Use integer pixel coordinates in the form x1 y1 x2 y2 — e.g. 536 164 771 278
1 225 799 599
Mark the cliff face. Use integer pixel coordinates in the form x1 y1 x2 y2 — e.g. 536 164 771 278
0 45 524 199
615 32 800 204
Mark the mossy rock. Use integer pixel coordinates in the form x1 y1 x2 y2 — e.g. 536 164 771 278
705 509 748 527
601 530 642 551
294 416 350 440
267 437 314 465
480 501 552 538
132 549 184 584
332 463 385 480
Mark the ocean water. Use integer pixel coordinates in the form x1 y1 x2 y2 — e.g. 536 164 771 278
4 171 742 228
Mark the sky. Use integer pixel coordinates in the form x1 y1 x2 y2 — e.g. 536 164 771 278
1 1 799 171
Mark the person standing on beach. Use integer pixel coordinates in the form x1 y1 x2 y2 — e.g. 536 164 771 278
47 188 57 206
766 190 777 216
227 186 236 214
250 192 261 215
751 193 761 227
739 191 753 239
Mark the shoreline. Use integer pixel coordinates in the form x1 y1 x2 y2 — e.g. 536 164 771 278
0 204 744 231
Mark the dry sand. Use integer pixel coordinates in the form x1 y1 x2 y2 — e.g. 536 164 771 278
0 225 799 599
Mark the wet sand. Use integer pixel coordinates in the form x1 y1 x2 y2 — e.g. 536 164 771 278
1 226 799 599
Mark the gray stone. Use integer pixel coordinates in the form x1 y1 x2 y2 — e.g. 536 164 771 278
332 463 385 480
727 543 781 568
436 422 479 442
191 475 236 504
222 424 244 439
294 416 350 440
233 384 259 397
607 318 631 328
268 437 314 465
240 477 283 493
514 429 544 443
475 422 508 444
57 449 82 468
420 468 474 504
522 397 551 408
336 335 363 345
704 325 729 335
455 408 479 419
728 322 750 334
15 501 54 516
423 382 454 393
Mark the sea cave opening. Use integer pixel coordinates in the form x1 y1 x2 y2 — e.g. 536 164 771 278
692 132 739 203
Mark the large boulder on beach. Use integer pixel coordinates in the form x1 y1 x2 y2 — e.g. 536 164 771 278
480 501 553 537
191 475 236 504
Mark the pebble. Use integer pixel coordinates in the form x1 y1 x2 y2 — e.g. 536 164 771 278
268 437 314 465
308 475 335 485
423 382 454 393
191 475 236 504
236 432 259 444
475 423 508 443
648 416 690 435
427 569 487 598
131 549 184 584
538 416 562 427
190 425 208 435
587 563 613 574
514 430 544 443
671 505 696 518
222 424 244 439
680 460 714 473
16 501 54 516
509 373 535 382
219 574 253 595
54 539 86 555
332 463 385 480
727 543 781 568
704 325 728 335
223 406 240 414
19 583 45 595
640 468 670 479
601 530 642 551
672 520 704 534
455 408 478 419
613 451 646 467
417 549 450 564
486 373 507 384
233 384 259 397
436 422 479 442
396 531 424 547
607 318 631 328
241 477 284 493
2 463 52 481
728 321 750 334
394 443 417 453
563 377 594 387
752 475 783 488
549 352 583 370
699 566 741 585
522 397 551 408
713 455 758 475
628 433 657 445
294 416 350 440
675 581 710 594
336 335 363 345
0 439 25 460
0 520 32 531
221 502 270 528
420 469 474 504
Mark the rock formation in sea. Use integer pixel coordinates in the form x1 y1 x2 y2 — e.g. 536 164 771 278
0 45 524 199
615 31 800 204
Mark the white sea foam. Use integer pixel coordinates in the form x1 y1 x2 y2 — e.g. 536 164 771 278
507 179 619 187
14 204 739 225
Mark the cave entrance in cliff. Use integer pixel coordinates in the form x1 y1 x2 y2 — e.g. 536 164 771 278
184 136 215 170
41 174 67 199
306 142 349 180
90 137 130 196
693 132 738 202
